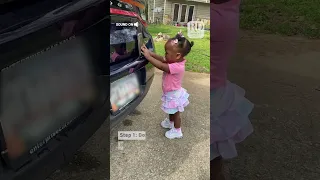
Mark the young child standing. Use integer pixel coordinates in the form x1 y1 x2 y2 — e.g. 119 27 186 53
210 0 254 179
141 34 194 139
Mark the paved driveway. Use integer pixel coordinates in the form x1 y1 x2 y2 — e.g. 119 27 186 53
226 31 320 180
110 70 210 180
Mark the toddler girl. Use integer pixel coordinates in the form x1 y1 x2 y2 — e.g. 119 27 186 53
210 0 254 179
141 33 193 139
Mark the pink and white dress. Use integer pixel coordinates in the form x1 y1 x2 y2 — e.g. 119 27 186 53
161 60 189 114
210 0 254 160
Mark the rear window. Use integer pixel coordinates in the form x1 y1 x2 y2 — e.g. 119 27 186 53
110 17 139 64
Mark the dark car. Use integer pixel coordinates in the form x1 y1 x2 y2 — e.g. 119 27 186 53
0 0 110 180
109 0 155 128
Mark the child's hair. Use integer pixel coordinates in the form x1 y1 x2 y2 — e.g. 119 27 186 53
169 34 194 57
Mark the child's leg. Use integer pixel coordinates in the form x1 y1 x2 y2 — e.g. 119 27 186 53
165 112 183 139
168 114 174 122
210 156 225 180
169 112 181 128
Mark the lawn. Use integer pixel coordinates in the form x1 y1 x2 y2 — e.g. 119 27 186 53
240 0 320 38
147 24 210 73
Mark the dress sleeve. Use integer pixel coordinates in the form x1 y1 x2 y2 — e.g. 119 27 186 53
168 61 185 74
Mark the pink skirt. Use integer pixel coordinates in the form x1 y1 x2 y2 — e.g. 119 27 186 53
161 88 189 114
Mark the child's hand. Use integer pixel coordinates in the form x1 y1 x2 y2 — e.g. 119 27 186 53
141 44 151 58
141 44 147 50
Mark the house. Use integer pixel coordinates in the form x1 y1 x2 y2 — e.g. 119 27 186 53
147 0 210 25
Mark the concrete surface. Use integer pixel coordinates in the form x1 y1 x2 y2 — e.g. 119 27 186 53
226 31 320 180
110 70 210 180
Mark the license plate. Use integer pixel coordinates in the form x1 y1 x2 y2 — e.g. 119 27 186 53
0 37 96 159
110 73 140 112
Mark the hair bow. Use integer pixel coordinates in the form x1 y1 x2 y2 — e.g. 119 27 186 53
171 39 178 45
178 30 184 37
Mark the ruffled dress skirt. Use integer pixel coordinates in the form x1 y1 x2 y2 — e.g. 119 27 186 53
210 81 254 160
161 88 190 114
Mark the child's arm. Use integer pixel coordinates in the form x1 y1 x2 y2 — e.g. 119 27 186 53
145 55 169 73
141 44 166 63
150 52 166 63
141 46 169 73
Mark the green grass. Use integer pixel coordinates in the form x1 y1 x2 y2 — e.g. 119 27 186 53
147 24 210 73
240 0 320 38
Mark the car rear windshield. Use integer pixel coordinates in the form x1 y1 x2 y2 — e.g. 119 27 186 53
0 0 75 34
110 20 139 64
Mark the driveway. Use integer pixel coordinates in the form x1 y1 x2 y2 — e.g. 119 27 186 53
48 70 210 180
226 31 320 180
110 70 210 180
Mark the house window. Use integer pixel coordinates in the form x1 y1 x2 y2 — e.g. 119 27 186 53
180 4 187 22
187 5 195 22
173 3 180 22
173 4 195 23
